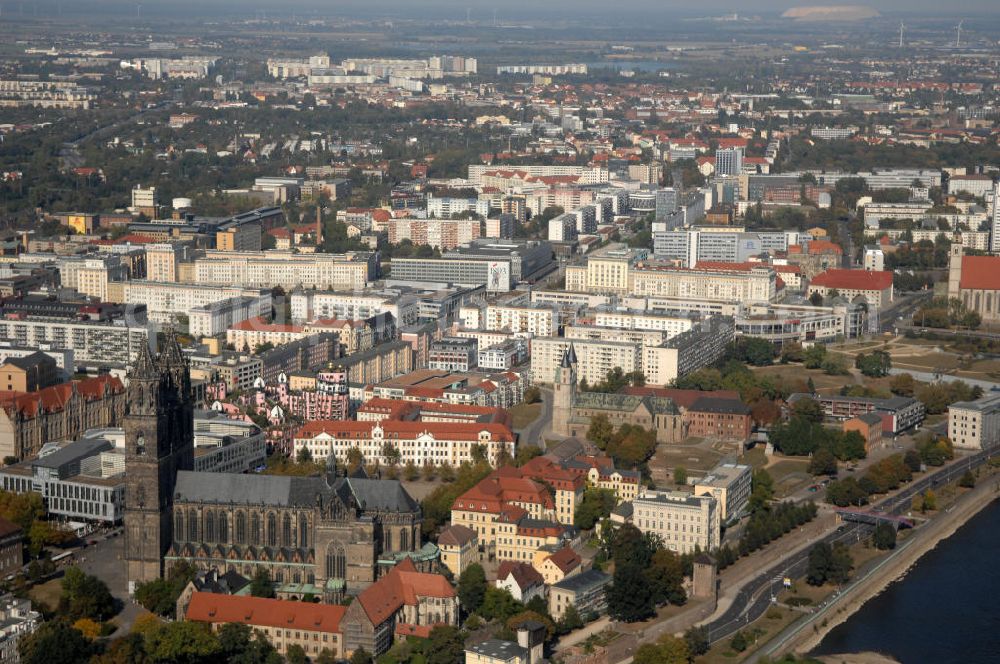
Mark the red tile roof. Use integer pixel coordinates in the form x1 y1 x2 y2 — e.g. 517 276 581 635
546 546 582 574
356 558 455 626
959 255 1000 291
452 467 555 514
0 375 123 419
496 561 544 590
294 419 513 443
810 269 893 291
186 592 346 633
230 317 303 333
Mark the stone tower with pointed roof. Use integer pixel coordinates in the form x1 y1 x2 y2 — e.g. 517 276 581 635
124 331 195 587
552 345 577 437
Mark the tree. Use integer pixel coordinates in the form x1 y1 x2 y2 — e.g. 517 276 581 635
791 397 825 423
574 488 616 530
60 567 115 622
736 337 776 366
856 350 892 377
634 634 690 664
457 563 486 615
829 542 854 584
809 447 838 476
421 461 437 481
346 447 364 473
673 466 688 486
296 447 313 464
557 603 584 633
403 461 419 481
803 345 827 369
646 548 686 606
425 625 466 664
381 443 401 468
285 645 308 664
350 647 372 664
523 386 542 403
250 568 276 598
959 470 976 488
903 449 922 472
918 489 938 512
587 414 615 450
807 542 833 586
730 630 749 653
19 620 94 664
807 542 853 585
480 586 523 622
889 373 916 397
144 621 222 664
873 523 897 550
684 626 710 657
825 477 868 507
749 468 775 512
72 618 102 640
91 633 151 664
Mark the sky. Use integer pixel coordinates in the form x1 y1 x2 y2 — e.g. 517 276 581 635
8 0 998 18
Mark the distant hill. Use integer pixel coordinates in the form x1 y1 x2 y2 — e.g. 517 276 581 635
781 5 881 21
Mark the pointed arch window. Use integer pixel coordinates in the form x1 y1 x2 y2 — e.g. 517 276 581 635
298 517 308 549
266 513 277 548
251 513 261 543
204 512 215 542
282 513 292 548
235 512 246 544
218 512 229 543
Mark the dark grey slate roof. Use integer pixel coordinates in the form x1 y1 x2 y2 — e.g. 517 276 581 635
467 639 529 660
552 568 611 592
174 471 329 507
173 471 420 514
346 477 419 512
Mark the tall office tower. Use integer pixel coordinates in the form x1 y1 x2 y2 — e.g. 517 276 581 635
715 147 744 177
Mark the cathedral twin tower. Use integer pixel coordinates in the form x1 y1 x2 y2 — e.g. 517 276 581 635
123 334 195 587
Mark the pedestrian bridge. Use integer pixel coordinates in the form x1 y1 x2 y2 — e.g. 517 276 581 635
834 508 914 529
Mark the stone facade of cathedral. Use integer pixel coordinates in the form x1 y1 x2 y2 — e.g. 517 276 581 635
124 334 424 599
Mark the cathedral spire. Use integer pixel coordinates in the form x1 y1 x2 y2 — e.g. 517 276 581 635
158 326 186 369
132 341 157 377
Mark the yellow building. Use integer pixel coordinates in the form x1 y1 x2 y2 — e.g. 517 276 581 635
65 213 99 235
437 524 478 577
532 545 581 585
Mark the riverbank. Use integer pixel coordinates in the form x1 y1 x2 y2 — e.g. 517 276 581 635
776 473 1000 658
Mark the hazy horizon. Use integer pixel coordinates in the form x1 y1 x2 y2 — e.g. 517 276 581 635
1 0 996 19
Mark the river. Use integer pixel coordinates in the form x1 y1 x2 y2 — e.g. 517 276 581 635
811 498 1000 663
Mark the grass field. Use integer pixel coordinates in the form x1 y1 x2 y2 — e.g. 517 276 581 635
509 402 542 429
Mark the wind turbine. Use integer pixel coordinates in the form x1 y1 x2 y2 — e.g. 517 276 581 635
898 21 905 48
956 21 963 48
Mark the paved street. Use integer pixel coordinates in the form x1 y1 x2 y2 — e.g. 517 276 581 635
73 530 149 636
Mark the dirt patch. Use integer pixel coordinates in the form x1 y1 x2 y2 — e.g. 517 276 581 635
28 578 62 612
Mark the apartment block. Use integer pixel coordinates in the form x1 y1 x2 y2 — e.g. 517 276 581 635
631 490 719 554
693 462 752 522
118 281 271 325
948 394 1000 450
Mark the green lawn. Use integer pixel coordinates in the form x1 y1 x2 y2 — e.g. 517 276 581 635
509 402 542 429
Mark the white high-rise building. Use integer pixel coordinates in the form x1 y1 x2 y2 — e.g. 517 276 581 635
715 148 744 177
990 181 1000 253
